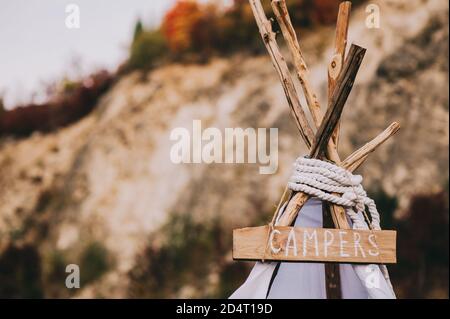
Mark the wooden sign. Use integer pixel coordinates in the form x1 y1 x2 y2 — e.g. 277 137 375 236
233 226 396 264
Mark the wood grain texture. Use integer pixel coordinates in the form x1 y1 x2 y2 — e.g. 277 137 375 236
329 1 351 147
310 44 366 159
342 122 401 171
277 44 366 229
270 0 356 230
271 0 341 163
248 0 314 147
249 0 399 235
323 203 342 299
277 192 350 229
233 226 397 264
276 121 400 228
271 0 322 128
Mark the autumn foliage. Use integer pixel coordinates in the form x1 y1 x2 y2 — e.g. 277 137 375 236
127 0 364 70
0 71 113 137
1 0 363 136
162 1 204 54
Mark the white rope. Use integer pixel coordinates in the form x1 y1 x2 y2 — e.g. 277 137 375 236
288 157 381 229
287 156 395 298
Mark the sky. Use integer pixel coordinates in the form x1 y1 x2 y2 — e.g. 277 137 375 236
0 0 177 109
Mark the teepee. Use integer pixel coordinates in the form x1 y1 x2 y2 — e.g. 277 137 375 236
230 0 399 299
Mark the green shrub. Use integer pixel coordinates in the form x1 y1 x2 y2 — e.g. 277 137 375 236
133 19 144 42
44 250 72 297
0 245 43 298
0 98 4 116
127 213 256 298
128 30 168 70
80 242 112 285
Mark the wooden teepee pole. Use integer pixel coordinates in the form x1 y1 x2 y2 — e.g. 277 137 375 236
329 1 352 148
248 0 400 229
248 0 314 148
271 0 322 127
274 40 366 228
269 0 358 229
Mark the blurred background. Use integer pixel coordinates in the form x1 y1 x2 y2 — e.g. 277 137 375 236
0 0 448 298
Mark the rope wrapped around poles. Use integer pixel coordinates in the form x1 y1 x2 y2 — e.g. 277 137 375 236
286 156 395 297
288 157 380 230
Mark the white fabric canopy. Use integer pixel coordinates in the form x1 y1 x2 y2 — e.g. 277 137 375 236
230 198 395 299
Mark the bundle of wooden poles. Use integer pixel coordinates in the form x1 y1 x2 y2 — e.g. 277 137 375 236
232 0 400 298
248 0 400 229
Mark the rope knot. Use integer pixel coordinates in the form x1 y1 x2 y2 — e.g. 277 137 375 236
342 191 357 202
350 174 363 186
287 156 381 230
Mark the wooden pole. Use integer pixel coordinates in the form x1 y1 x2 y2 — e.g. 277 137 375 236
342 122 400 171
310 44 366 158
271 0 342 162
325 4 352 295
270 0 361 230
277 44 366 228
329 2 352 148
271 0 322 128
277 122 400 227
323 203 342 298
248 0 315 148
248 0 400 229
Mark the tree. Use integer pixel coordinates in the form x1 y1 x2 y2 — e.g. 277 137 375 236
129 30 167 70
133 19 144 42
0 97 5 117
162 0 203 55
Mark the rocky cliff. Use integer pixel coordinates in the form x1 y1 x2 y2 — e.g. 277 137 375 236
0 0 448 298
